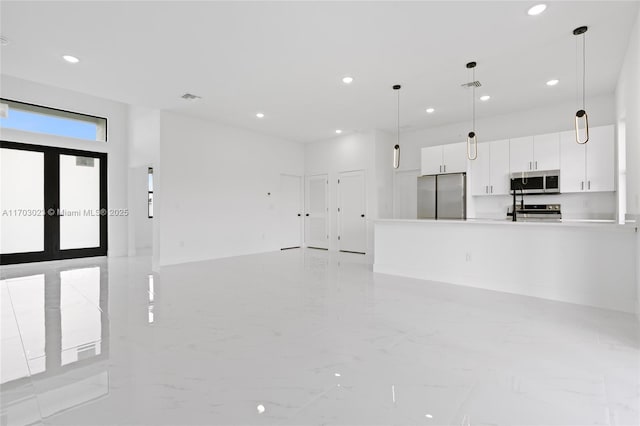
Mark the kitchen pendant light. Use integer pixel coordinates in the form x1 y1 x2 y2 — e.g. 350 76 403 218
393 84 401 169
466 62 478 160
574 26 589 144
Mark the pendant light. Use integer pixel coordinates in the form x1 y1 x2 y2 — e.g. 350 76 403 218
466 62 478 160
574 26 589 144
393 84 401 169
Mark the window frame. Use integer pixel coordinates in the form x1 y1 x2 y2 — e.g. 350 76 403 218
0 98 108 143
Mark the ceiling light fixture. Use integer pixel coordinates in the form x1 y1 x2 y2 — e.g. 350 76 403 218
465 62 479 160
181 93 201 100
256 112 265 118
335 129 342 134
480 95 491 102
62 55 80 64
546 79 559 86
426 108 435 114
392 84 401 169
342 76 354 84
527 4 547 16
573 25 589 144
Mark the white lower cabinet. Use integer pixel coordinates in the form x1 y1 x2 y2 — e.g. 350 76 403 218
470 139 509 196
560 125 614 193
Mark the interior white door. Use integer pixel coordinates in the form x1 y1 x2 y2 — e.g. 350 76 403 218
393 169 420 219
278 174 302 249
338 171 366 254
305 175 328 249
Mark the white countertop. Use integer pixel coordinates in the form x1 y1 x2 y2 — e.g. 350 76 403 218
375 218 638 231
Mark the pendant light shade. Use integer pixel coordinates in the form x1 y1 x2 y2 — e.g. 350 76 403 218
393 84 401 169
466 62 478 160
574 26 589 144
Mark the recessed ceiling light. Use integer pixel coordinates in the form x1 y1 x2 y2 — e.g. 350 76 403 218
426 108 435 114
256 112 265 118
527 4 547 16
335 129 343 134
62 55 79 64
480 95 491 101
546 79 559 86
342 76 354 84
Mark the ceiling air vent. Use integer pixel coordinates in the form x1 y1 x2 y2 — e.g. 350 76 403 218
181 93 201 100
0 36 9 46
461 81 482 88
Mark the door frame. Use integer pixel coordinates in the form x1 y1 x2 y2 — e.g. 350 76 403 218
0 140 108 265
304 173 328 249
337 169 366 254
279 173 303 250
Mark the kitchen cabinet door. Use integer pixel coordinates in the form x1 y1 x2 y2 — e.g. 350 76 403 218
489 139 510 195
421 146 442 175
585 125 614 192
470 142 490 195
560 130 586 193
533 132 560 171
509 136 534 173
442 142 467 173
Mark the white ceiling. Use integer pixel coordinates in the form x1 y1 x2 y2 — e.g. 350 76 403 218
1 1 638 143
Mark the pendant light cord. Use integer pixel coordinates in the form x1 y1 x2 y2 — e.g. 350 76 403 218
472 67 476 132
397 88 400 145
582 32 586 110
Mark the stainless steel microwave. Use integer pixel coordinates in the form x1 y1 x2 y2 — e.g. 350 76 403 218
510 170 560 194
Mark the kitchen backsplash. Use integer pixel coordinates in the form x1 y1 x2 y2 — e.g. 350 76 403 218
470 192 616 220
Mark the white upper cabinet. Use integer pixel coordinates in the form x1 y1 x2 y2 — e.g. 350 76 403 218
470 139 509 196
421 142 467 175
509 136 534 173
533 132 560 171
561 125 614 193
489 139 510 195
443 142 468 173
470 142 491 195
510 134 559 172
421 145 443 175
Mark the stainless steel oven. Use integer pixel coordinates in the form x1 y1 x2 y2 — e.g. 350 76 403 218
510 170 560 194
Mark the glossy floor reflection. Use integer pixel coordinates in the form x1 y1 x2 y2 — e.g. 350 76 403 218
1 249 638 425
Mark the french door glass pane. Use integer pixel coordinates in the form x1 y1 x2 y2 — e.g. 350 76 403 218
59 154 100 250
0 148 44 254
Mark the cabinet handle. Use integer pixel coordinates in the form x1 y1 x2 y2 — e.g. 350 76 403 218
535 161 538 170
588 181 591 190
528 161 531 170
581 181 584 190
490 185 493 194
439 165 442 173
485 186 488 194
443 165 446 173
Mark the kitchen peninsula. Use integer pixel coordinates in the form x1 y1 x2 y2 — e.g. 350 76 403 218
373 219 637 313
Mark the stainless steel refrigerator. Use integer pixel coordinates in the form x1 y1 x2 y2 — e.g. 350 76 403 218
417 173 466 220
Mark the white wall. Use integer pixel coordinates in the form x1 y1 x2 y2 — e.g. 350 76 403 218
615 7 640 320
157 111 304 266
127 106 160 257
0 75 129 257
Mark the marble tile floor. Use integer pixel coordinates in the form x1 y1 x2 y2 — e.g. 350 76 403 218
0 249 638 426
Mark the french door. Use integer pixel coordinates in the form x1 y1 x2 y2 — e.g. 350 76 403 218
0 141 107 265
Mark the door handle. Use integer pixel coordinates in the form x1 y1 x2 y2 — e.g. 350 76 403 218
305 213 310 217
361 214 365 218
297 214 301 217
